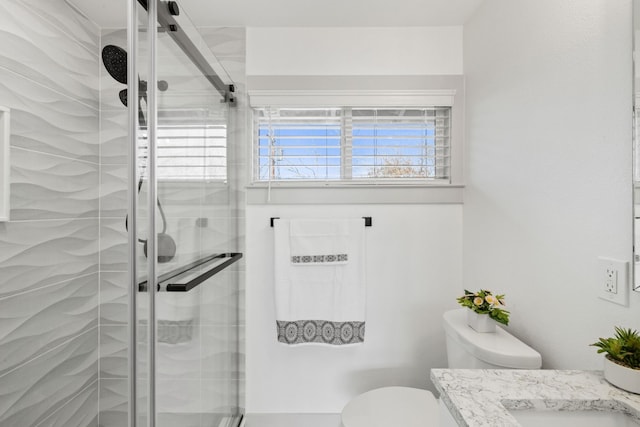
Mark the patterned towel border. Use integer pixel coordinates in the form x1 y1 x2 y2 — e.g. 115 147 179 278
277 320 365 345
291 254 348 264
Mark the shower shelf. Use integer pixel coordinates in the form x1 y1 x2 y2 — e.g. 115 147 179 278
138 252 243 292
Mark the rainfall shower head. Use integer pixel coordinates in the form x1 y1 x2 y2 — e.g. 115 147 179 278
102 45 127 85
101 44 168 108
118 89 128 107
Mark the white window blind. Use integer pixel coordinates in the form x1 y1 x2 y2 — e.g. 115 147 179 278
254 106 451 182
256 108 342 180
139 109 228 181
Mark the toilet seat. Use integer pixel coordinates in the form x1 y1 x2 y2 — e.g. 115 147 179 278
341 387 438 427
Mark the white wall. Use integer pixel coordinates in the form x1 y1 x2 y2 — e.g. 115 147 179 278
245 25 465 413
246 204 462 412
247 27 463 75
463 0 639 369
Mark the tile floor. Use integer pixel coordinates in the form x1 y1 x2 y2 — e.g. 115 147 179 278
243 413 342 427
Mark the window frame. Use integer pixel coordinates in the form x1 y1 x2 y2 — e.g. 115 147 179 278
253 106 452 184
246 76 464 204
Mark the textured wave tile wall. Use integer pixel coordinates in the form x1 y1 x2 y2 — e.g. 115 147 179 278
97 379 128 427
0 66 99 163
0 0 100 426
37 382 99 427
0 273 98 377
0 329 99 426
199 28 246 85
0 218 99 298
100 271 128 325
11 147 99 220
99 109 128 165
98 26 130 427
18 0 99 53
0 0 99 109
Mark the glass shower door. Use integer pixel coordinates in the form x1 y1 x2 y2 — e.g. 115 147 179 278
129 1 241 426
154 33 235 427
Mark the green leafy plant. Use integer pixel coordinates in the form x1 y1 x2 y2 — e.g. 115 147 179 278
457 289 510 326
591 327 640 370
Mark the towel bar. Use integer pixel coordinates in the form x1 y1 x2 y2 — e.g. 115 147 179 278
138 252 243 292
270 217 372 227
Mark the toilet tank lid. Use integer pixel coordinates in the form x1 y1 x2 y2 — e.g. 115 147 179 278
443 309 542 369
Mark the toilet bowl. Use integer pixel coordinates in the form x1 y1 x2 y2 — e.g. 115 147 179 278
340 309 542 427
341 387 439 427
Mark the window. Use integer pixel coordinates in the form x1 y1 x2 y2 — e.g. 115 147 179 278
254 106 451 183
139 109 228 181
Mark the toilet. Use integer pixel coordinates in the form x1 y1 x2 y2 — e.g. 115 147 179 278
341 309 542 427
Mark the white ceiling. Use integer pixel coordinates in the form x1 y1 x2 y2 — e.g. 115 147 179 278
69 0 484 29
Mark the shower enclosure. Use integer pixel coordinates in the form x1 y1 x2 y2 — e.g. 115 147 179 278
127 1 243 426
0 0 244 426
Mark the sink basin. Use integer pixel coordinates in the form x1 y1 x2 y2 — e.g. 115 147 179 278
509 409 639 427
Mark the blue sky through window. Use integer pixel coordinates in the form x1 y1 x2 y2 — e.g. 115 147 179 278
256 107 449 181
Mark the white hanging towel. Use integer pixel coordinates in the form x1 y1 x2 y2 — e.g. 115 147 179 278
274 218 366 345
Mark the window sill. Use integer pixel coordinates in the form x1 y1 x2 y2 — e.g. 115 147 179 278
246 182 464 204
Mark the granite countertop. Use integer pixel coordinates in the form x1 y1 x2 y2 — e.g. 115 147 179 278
430 369 640 427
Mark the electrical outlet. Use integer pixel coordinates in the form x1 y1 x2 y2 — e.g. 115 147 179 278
598 257 629 306
604 267 617 293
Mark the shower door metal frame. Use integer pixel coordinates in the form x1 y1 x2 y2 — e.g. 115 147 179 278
126 0 138 426
136 0 235 105
127 1 159 426
146 0 159 426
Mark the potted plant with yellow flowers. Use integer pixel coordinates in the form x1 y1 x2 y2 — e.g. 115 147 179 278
591 327 640 394
457 289 509 333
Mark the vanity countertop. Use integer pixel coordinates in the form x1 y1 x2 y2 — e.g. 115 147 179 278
430 369 640 427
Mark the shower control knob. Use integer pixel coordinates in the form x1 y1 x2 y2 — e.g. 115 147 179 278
167 1 180 16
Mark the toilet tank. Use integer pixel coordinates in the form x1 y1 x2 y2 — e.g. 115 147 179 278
443 309 542 369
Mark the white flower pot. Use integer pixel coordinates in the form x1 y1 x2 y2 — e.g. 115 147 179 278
603 356 640 394
466 310 496 333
